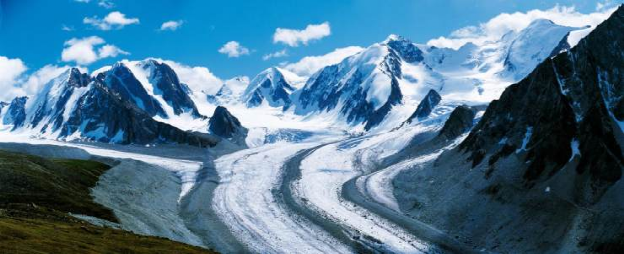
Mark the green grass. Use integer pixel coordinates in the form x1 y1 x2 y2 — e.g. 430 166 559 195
0 149 217 254
0 150 116 222
0 208 214 254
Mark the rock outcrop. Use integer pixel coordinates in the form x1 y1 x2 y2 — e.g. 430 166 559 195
405 89 442 123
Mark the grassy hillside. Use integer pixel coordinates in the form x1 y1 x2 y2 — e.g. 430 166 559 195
0 149 216 254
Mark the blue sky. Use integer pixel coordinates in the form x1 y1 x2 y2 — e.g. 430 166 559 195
0 0 620 79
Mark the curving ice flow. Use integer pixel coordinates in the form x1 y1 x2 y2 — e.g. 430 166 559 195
294 140 433 253
211 140 351 254
356 136 464 212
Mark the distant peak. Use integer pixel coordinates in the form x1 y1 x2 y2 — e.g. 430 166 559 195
384 34 408 43
524 19 560 30
111 62 127 69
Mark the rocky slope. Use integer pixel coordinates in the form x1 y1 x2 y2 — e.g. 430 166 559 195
208 106 248 146
394 6 624 253
1 96 27 129
405 89 442 124
0 149 216 254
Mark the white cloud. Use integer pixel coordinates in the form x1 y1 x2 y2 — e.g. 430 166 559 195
262 49 288 61
596 0 619 11
20 65 75 97
427 5 619 49
98 44 129 58
74 0 90 3
163 60 223 95
0 56 28 101
273 22 331 47
160 20 184 31
61 36 129 65
98 0 114 9
218 41 250 58
61 25 75 31
84 11 139 30
282 46 363 77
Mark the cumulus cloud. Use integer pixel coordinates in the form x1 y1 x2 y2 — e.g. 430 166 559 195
218 41 250 58
74 0 90 3
160 20 184 31
20 65 77 97
282 46 363 77
262 49 288 61
427 5 619 49
273 22 331 47
0 56 28 101
84 11 139 30
61 36 129 65
98 44 129 58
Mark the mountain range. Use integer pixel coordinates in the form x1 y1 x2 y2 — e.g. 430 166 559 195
0 14 593 144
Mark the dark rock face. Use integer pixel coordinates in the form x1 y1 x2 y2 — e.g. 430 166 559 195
386 36 424 63
61 81 217 147
461 5 624 194
405 89 442 123
141 60 202 117
97 63 167 118
208 106 247 139
438 105 476 140
3 96 28 129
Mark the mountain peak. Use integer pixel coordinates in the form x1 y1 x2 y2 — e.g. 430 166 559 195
384 34 407 43
66 68 90 87
243 66 294 108
208 106 248 145
405 89 442 124
527 18 555 27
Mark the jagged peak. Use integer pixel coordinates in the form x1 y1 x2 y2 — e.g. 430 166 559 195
384 34 409 43
208 106 247 139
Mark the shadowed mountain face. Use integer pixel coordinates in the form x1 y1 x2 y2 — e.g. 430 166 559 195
461 6 624 192
438 105 476 140
98 63 167 118
405 89 442 124
208 106 248 146
2 96 27 129
62 80 218 147
392 6 623 253
139 60 203 118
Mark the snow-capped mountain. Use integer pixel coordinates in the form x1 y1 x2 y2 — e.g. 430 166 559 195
207 76 249 106
4 64 217 146
392 7 623 253
282 18 585 131
97 63 168 118
461 9 624 185
242 67 298 108
136 59 203 118
294 35 439 130
1 96 27 130
498 19 582 80
0 15 603 143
